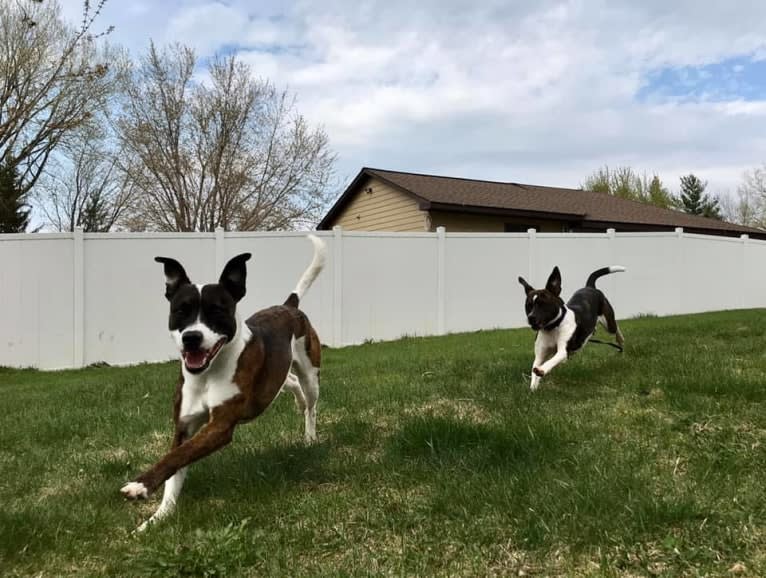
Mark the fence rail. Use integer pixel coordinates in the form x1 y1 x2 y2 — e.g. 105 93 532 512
1 226 764 370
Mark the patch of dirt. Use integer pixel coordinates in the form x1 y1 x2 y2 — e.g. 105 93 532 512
37 473 87 501
404 398 492 424
100 447 129 461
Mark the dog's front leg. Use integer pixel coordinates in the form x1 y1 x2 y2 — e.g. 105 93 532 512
530 369 542 390
535 344 569 378
133 415 207 532
530 333 549 391
121 400 243 501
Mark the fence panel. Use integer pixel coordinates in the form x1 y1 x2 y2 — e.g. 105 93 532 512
612 233 681 317
341 233 438 344
1 228 764 369
444 234 529 333
0 235 75 368
681 235 743 314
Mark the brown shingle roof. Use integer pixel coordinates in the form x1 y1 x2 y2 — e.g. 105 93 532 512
318 167 766 238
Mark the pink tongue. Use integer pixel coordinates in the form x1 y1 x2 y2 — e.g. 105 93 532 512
184 350 207 368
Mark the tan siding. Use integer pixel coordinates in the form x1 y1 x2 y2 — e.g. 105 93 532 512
333 177 427 232
429 211 566 233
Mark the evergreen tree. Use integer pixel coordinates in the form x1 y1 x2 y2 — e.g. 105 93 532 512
0 160 30 233
80 194 111 232
679 174 721 219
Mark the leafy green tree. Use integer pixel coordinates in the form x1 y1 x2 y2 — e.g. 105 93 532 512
647 175 677 209
0 160 30 233
583 166 678 209
679 174 721 219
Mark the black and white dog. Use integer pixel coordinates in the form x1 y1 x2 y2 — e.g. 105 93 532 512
517 265 625 390
121 235 326 531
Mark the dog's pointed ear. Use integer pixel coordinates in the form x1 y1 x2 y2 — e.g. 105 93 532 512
545 266 562 296
518 276 534 295
154 257 191 301
219 253 251 302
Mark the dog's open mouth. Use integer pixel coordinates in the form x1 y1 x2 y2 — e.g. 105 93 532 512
182 338 226 373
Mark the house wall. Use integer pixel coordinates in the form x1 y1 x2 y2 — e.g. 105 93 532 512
332 177 427 232
428 210 567 232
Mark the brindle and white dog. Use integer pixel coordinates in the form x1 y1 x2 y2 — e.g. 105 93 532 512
121 235 326 531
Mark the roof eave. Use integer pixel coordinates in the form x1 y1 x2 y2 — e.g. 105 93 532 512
580 219 766 239
425 202 585 222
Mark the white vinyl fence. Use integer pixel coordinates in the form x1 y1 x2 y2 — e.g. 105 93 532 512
1 227 765 370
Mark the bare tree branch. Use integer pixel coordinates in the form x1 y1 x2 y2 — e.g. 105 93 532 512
723 164 766 228
116 45 336 232
36 120 135 231
0 0 115 195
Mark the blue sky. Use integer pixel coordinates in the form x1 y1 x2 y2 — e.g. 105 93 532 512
640 55 766 103
60 0 766 198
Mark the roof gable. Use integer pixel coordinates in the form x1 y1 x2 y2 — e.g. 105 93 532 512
317 169 428 229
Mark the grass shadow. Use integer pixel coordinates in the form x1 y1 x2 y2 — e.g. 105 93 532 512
385 414 562 472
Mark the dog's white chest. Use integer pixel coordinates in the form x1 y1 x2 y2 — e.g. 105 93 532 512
537 309 577 347
180 378 240 420
178 326 249 421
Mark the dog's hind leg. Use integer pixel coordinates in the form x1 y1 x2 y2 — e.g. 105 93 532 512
282 371 307 413
292 330 321 443
600 298 624 350
297 367 319 444
292 360 319 443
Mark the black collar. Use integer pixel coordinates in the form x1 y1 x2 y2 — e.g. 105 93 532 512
543 306 567 330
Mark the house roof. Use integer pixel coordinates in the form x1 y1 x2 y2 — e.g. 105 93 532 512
318 167 766 238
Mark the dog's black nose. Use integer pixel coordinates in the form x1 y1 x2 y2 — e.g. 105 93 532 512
527 315 537 325
182 331 203 350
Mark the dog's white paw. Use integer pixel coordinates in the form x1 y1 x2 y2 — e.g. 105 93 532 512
530 370 542 391
121 481 148 500
133 519 153 534
133 521 149 534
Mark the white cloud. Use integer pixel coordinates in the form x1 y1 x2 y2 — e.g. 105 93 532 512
165 2 249 55
58 0 766 197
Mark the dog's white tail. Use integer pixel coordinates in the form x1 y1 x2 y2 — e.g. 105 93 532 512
586 265 626 288
293 235 327 299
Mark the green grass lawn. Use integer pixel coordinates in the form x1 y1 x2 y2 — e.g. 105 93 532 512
2 310 766 576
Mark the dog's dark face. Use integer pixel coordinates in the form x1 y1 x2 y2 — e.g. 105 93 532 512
155 253 251 374
518 266 564 330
